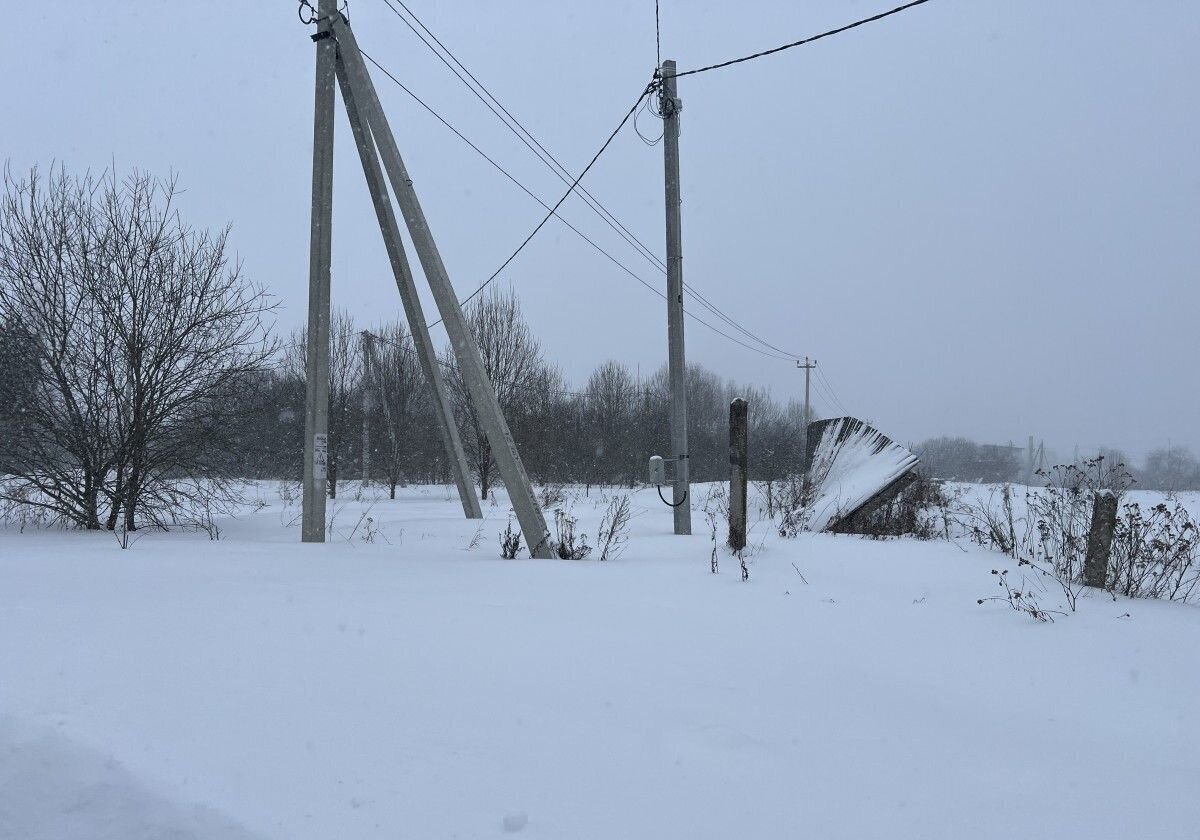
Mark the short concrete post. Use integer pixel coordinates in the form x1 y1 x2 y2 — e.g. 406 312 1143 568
728 398 748 551
1084 490 1118 589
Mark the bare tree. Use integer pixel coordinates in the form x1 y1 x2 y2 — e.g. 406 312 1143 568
366 321 424 498
584 361 636 486
0 166 276 529
1141 446 1200 491
442 286 548 500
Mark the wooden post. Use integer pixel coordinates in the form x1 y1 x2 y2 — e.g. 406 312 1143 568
728 398 748 551
1084 490 1118 589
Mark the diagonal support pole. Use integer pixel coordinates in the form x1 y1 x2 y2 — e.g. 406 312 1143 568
331 14 551 556
336 57 482 519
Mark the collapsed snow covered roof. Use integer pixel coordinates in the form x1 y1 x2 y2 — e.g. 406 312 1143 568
805 417 920 533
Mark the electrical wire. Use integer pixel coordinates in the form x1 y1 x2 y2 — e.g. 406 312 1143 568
360 52 663 300
816 364 848 414
373 0 669 284
360 53 802 361
655 0 662 68
436 79 659 319
669 0 933 79
362 328 591 399
371 0 803 361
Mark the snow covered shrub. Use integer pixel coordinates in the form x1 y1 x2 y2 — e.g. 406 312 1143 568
776 474 813 538
196 495 222 541
538 484 566 510
701 483 729 520
0 481 65 531
1024 458 1134 592
955 457 1196 613
463 521 485 550
977 566 1063 623
552 508 591 560
755 479 779 520
706 511 720 573
360 516 379 544
499 519 523 559
830 474 951 540
596 494 633 562
1109 499 1200 602
954 483 1020 555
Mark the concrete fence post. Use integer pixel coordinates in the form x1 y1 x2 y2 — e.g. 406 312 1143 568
728 398 748 551
1084 490 1118 589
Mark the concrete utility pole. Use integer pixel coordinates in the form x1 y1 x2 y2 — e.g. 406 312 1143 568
360 330 372 487
335 60 482 519
797 357 817 470
301 0 337 543
660 59 691 536
333 15 548 553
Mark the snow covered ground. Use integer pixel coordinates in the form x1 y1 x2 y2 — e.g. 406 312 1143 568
2 482 1199 839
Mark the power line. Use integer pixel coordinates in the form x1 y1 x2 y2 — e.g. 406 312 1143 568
811 375 840 416
359 54 664 304
375 0 667 277
371 0 803 360
670 0 933 79
363 328 591 399
655 0 662 68
361 52 800 361
815 365 848 414
437 80 659 321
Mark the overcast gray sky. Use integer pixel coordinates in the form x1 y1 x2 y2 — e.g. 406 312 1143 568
5 1 1197 463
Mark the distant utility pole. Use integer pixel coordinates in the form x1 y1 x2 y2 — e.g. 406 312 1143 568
660 59 690 536
301 0 337 542
360 330 372 487
1025 434 1034 485
797 357 817 468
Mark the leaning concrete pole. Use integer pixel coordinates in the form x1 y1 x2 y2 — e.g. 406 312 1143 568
335 59 482 519
661 60 692 535
301 0 338 543
332 15 550 555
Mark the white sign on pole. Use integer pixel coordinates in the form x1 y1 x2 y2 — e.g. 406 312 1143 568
313 433 328 481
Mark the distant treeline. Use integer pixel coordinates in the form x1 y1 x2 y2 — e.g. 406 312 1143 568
3 168 1188 531
222 290 814 497
913 436 1200 491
